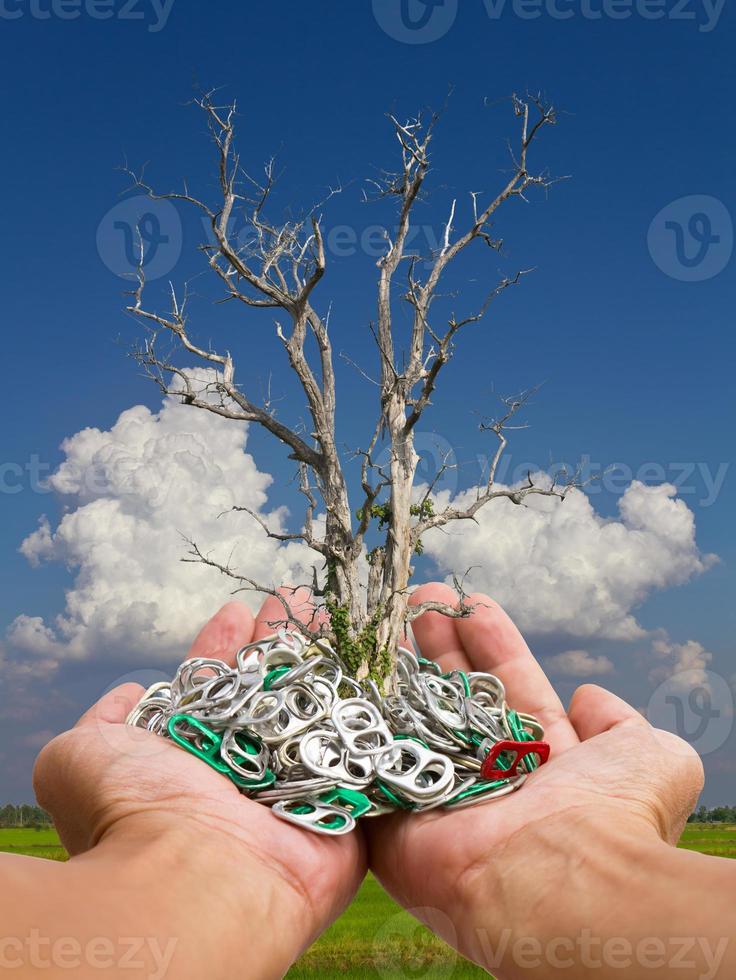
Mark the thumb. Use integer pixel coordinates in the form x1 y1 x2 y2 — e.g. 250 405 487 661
568 684 704 845
75 682 146 728
33 683 159 855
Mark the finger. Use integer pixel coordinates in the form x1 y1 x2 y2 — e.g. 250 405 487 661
568 684 647 741
409 583 472 673
253 586 321 640
75 682 146 729
456 593 579 753
186 600 256 666
37 689 156 854
567 689 703 844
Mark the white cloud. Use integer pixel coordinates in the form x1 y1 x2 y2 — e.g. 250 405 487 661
0 636 57 681
649 635 713 689
544 649 615 677
8 392 718 675
9 382 318 664
422 477 716 641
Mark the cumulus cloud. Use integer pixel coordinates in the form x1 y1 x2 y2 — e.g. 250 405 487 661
649 635 713 689
0 636 57 681
9 384 318 664
544 649 615 677
422 478 716 641
7 392 718 677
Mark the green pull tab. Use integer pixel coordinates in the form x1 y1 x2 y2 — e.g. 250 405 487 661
167 714 230 774
262 665 292 691
442 669 470 696
506 709 537 771
319 786 373 818
229 730 263 763
375 781 416 811
169 715 276 791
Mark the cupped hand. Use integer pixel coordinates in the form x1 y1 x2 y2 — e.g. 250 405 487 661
366 583 705 975
33 591 366 977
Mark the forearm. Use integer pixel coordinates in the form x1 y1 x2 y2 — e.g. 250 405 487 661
0 815 305 979
460 812 735 980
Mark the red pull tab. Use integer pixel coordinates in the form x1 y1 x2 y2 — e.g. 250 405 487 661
480 739 550 781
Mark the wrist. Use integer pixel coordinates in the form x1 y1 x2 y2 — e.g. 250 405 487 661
459 806 734 980
78 811 309 979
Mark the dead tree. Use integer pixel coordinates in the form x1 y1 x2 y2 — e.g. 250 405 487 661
126 91 574 689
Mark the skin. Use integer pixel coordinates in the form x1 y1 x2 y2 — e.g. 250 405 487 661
25 591 365 979
367 583 735 979
7 583 732 978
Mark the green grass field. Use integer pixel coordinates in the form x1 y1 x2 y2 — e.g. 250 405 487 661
1 824 733 978
678 823 736 859
0 827 67 862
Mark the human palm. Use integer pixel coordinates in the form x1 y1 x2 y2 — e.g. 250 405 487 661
36 584 702 977
34 595 366 966
366 583 703 970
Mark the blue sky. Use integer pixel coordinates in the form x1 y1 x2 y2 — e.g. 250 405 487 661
0 0 733 802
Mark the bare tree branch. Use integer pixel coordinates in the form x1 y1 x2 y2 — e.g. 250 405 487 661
182 539 322 640
124 90 569 689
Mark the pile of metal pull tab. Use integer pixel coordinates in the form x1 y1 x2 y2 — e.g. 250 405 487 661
126 630 550 835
